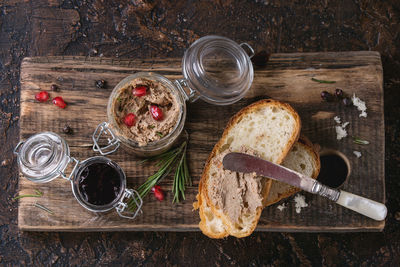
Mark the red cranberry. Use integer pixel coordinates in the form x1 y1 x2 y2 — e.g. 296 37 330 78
150 105 163 120
52 96 67 108
151 185 164 201
123 113 136 127
133 86 147 97
35 91 49 102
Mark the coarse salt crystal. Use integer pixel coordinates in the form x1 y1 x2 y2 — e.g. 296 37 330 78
277 203 286 211
334 116 350 140
336 126 348 140
294 194 308 214
352 93 367 118
353 151 362 158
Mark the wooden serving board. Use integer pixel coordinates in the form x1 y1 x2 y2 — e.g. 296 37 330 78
18 52 384 232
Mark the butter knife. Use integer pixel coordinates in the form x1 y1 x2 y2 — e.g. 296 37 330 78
222 152 387 221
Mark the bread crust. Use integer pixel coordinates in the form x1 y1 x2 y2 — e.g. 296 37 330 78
198 99 301 238
194 175 229 238
198 192 229 238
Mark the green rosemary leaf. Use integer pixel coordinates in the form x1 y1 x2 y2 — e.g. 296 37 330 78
128 142 185 211
12 190 43 200
148 125 155 129
311 78 336 84
171 142 191 203
183 151 191 186
353 136 369 145
128 140 191 210
156 132 163 137
139 147 176 165
34 202 53 214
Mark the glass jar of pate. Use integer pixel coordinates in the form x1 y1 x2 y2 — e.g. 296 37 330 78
14 132 142 219
93 35 255 157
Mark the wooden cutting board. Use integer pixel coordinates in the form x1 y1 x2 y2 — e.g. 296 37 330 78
18 52 384 232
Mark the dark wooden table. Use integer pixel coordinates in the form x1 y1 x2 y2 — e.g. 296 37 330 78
1 1 399 265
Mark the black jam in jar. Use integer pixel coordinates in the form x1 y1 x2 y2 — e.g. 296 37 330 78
77 162 122 206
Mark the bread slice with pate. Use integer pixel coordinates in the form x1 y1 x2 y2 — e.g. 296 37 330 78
194 137 320 239
197 99 301 238
263 137 321 207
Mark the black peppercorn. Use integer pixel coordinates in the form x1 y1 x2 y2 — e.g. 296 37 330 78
335 88 344 98
321 91 334 102
95 80 106 88
343 97 353 106
63 125 73 134
50 84 59 92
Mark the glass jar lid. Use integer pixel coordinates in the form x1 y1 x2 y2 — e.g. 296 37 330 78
14 132 70 183
182 35 254 105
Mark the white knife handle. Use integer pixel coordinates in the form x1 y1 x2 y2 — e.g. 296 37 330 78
336 190 387 221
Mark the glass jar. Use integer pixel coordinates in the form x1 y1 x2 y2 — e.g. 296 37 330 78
14 132 142 219
93 35 254 157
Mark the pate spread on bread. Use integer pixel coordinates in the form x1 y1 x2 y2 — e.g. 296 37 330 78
194 99 302 238
207 147 263 225
194 137 320 239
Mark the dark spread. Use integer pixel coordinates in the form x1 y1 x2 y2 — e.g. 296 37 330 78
78 162 122 206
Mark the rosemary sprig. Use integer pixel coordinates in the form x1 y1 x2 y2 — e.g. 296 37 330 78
34 202 54 214
12 189 43 200
353 136 370 145
172 143 191 203
127 140 191 211
311 78 336 84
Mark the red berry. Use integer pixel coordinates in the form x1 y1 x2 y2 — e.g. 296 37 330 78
151 185 164 201
133 86 147 97
52 96 67 108
35 91 49 102
150 105 163 121
123 113 136 127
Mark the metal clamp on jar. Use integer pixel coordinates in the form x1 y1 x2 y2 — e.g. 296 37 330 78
14 132 143 219
93 35 255 157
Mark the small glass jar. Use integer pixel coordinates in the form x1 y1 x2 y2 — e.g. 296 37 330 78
93 35 255 157
93 72 187 157
14 132 142 219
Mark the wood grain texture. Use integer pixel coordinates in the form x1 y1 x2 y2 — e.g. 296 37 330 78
18 52 384 231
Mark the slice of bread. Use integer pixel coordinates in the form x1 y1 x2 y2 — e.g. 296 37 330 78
199 99 301 238
194 137 320 239
263 137 321 207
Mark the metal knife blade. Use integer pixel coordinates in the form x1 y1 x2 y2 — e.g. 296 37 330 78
222 152 316 193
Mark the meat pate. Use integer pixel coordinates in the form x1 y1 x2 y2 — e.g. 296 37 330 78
207 147 264 224
112 78 180 146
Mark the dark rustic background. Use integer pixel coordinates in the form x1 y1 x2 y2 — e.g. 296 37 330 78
1 0 399 266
